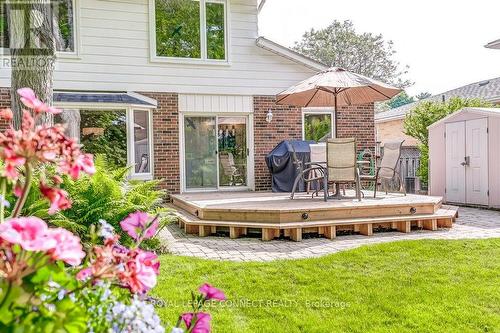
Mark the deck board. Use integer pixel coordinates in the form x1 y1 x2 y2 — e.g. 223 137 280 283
171 191 442 223
172 191 441 212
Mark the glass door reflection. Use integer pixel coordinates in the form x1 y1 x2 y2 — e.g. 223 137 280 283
218 116 247 187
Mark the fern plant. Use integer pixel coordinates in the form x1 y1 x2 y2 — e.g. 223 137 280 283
8 156 174 249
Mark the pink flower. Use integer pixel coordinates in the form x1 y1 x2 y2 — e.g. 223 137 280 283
0 218 84 266
0 217 56 252
137 250 160 275
46 106 62 115
42 150 57 161
198 283 226 301
0 87 96 191
76 267 92 281
13 183 23 197
80 154 96 174
17 88 46 113
181 313 211 333
135 261 157 292
120 212 154 240
144 216 159 239
40 183 72 214
123 254 157 293
61 153 96 180
0 108 13 121
2 148 26 180
46 228 85 266
21 109 34 131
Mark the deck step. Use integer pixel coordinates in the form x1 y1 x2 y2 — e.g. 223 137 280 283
167 204 458 242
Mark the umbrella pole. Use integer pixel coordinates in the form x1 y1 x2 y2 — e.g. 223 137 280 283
331 93 342 199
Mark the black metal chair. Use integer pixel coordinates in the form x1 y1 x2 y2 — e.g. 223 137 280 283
290 142 328 202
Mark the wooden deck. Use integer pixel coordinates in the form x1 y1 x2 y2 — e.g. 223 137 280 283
169 191 458 242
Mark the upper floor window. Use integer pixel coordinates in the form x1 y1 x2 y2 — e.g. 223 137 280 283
0 0 77 53
153 0 227 61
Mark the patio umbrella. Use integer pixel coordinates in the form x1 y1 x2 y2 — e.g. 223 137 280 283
276 67 402 136
276 67 402 198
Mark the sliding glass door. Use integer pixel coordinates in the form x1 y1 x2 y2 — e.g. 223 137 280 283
183 115 250 191
184 116 217 190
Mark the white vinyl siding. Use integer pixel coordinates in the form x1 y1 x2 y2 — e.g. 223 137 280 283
178 94 253 113
0 0 317 95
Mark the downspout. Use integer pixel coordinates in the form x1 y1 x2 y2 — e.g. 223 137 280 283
257 0 266 36
258 0 267 13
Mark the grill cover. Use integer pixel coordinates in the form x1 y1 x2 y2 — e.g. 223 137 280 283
265 140 315 192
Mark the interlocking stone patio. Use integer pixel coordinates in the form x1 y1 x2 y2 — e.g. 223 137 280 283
159 207 500 262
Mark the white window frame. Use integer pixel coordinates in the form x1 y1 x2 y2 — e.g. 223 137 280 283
302 108 336 141
128 108 155 181
0 0 80 58
149 0 231 65
54 103 154 180
56 0 81 59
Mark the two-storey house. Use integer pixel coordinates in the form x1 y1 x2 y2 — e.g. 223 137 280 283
0 0 376 194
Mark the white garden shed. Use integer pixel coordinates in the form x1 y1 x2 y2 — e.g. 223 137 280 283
428 107 500 208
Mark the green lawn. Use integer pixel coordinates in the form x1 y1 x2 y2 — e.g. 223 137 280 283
152 239 500 333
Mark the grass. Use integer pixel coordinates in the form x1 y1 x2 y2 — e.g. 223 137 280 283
152 239 500 333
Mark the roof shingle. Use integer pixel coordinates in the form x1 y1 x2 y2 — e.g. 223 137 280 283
375 76 500 122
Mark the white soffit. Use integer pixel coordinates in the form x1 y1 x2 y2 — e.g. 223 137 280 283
178 94 254 113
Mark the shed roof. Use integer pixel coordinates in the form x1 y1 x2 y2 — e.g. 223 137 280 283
427 107 500 129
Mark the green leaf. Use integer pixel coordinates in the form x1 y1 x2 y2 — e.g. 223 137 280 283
11 243 22 254
31 266 52 284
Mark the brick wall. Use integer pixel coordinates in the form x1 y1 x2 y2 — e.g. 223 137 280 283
253 97 376 191
0 88 10 130
336 103 376 153
141 92 180 194
253 96 303 191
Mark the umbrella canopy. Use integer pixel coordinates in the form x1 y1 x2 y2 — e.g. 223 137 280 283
276 67 402 199
276 67 401 108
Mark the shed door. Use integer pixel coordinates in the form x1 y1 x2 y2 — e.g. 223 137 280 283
465 118 489 205
445 121 466 203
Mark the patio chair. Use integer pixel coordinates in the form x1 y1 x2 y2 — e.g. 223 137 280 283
290 142 328 202
219 152 244 186
360 140 406 198
326 138 362 201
